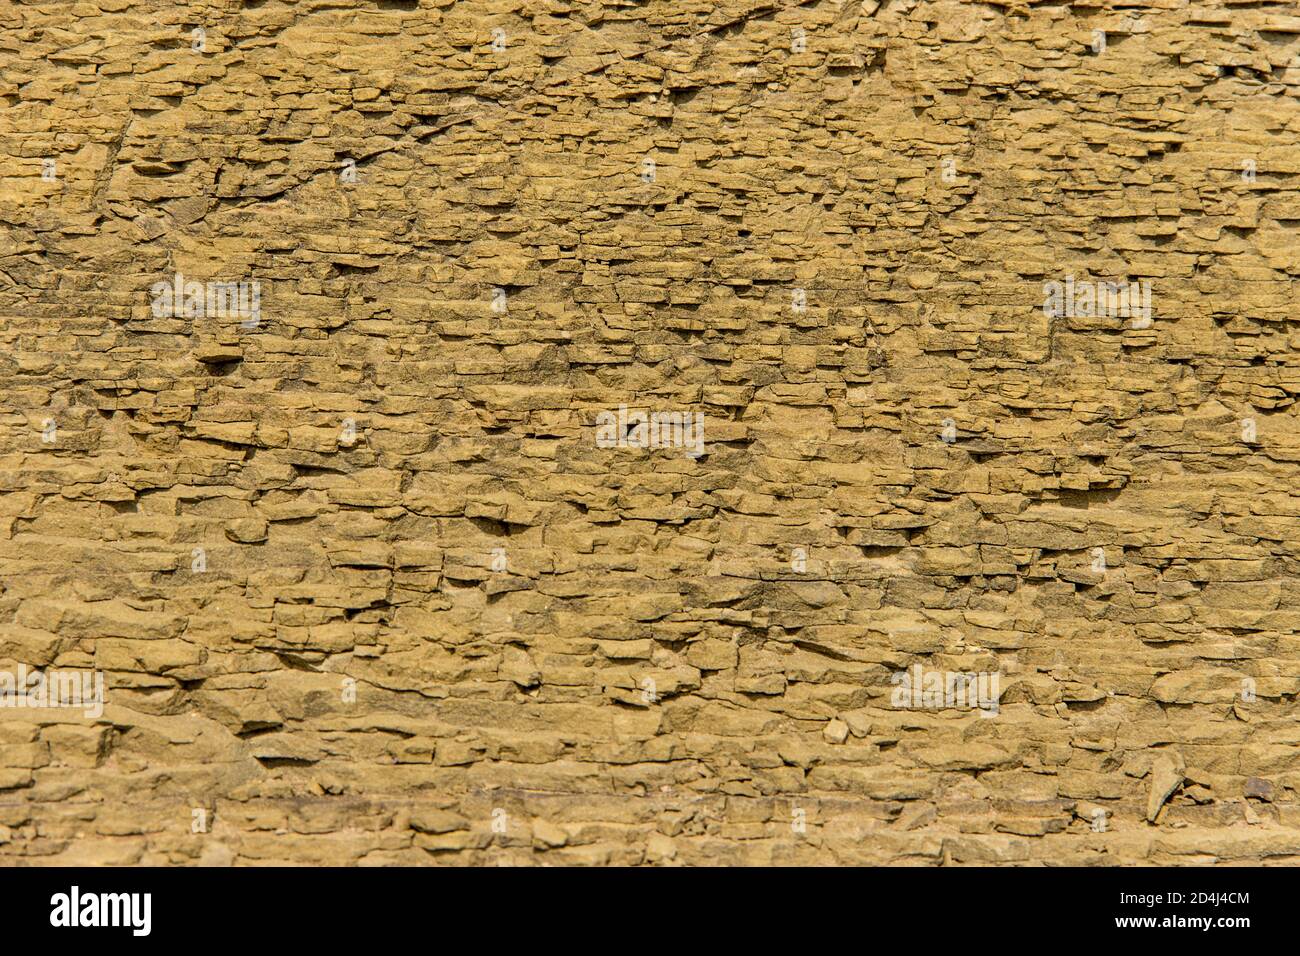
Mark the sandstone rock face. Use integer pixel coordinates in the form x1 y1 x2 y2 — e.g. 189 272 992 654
1 0 1299 866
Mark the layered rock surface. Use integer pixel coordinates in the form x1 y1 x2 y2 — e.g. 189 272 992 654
1 0 1299 864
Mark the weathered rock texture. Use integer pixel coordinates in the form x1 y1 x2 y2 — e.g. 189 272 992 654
2 0 1300 866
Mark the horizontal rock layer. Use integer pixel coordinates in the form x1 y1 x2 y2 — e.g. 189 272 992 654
1 0 1299 865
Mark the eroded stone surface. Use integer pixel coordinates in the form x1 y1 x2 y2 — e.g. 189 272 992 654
1 0 1300 865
